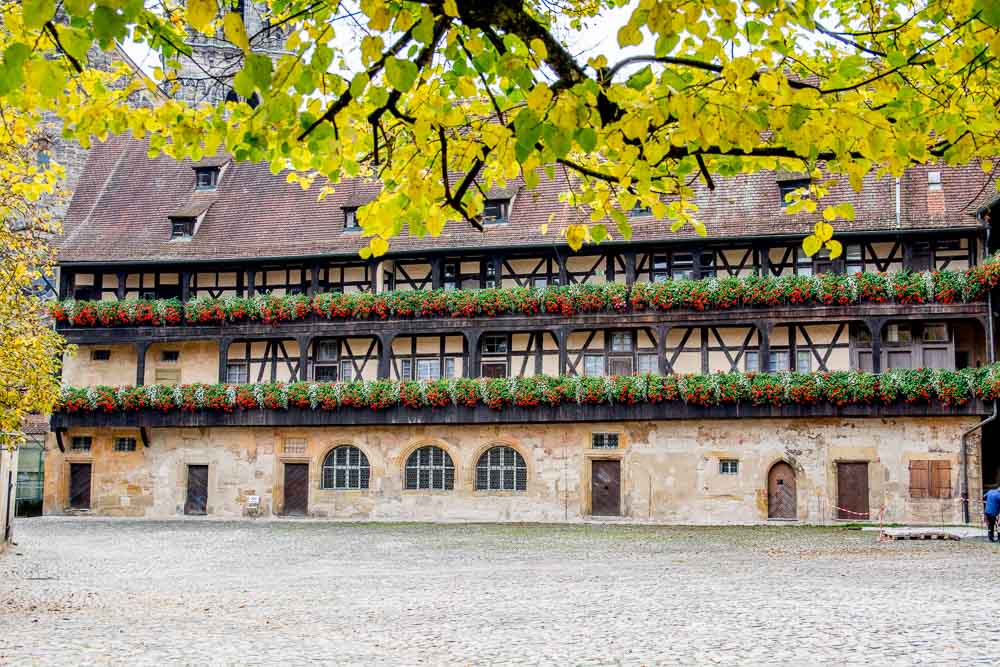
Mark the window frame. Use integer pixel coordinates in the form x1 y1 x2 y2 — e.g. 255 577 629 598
114 437 137 453
719 459 739 475
591 432 620 449
194 167 219 191
482 199 510 225
475 445 528 492
343 207 360 231
321 445 371 490
404 446 455 491
71 436 92 451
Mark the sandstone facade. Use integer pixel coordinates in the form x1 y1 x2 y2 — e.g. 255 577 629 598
43 417 980 525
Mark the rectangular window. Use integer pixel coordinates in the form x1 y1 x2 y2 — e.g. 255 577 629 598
154 368 181 386
316 340 339 361
886 323 913 344
583 354 605 377
483 262 497 288
652 255 669 283
71 436 92 451
90 349 111 361
744 351 759 373
610 332 633 353
444 357 456 379
719 459 739 475
778 179 810 207
637 353 658 374
795 350 812 373
627 205 652 218
399 358 413 380
283 438 307 456
608 357 633 376
339 359 354 382
442 262 458 290
314 365 338 382
482 334 508 354
846 244 863 274
533 276 550 289
795 251 813 277
671 253 694 280
160 350 180 363
226 362 249 384
343 207 359 230
416 358 440 381
923 323 949 343
482 199 509 224
699 252 717 278
194 167 219 190
909 460 952 498
768 350 789 373
114 437 137 452
591 433 620 449
481 361 508 378
171 218 195 238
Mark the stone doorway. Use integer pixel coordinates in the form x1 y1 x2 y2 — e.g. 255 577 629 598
767 462 796 520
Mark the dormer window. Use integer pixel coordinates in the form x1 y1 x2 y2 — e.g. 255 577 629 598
627 205 653 218
482 199 509 225
171 217 195 239
778 178 811 207
195 167 219 191
344 207 359 231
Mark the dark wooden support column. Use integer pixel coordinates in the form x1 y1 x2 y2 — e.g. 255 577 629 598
54 429 65 453
757 320 772 373
758 245 771 276
235 270 245 297
297 335 312 381
135 341 149 386
656 324 671 375
139 427 150 448
868 318 883 374
309 263 320 296
431 257 443 290
377 333 393 379
557 255 568 286
58 268 71 300
116 271 126 300
180 271 190 303
218 337 233 382
369 261 380 293
700 327 710 373
624 252 637 287
247 270 256 297
556 326 569 375
465 329 482 378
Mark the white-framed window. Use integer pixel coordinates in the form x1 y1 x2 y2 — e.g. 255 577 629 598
482 199 509 225
583 355 605 377
226 362 249 384
845 244 863 274
322 445 370 489
114 437 137 452
608 357 633 376
343 207 359 231
795 350 812 373
339 359 355 382
194 166 219 190
886 323 913 344
399 358 413 380
591 433 620 449
719 459 739 475
768 350 789 373
671 253 694 280
610 332 633 352
482 334 508 354
475 446 527 491
416 358 440 381
923 323 949 343
405 446 455 490
71 436 92 451
744 351 759 373
637 353 658 374
442 262 458 290
652 255 668 283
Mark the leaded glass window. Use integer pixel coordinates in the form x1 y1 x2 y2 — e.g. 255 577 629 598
475 446 527 491
321 446 370 490
405 446 454 490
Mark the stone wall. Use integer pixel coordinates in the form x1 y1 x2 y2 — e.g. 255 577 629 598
43 417 980 524
0 447 17 550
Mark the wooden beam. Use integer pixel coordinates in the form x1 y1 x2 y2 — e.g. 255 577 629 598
140 426 150 448
54 428 65 452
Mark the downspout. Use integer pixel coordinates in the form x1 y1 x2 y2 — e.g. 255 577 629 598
960 209 997 523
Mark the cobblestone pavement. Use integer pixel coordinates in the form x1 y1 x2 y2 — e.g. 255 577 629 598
2 518 999 665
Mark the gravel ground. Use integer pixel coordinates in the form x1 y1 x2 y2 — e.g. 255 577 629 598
1 517 998 665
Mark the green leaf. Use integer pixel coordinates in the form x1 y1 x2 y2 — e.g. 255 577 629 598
745 21 765 44
22 0 56 30
590 223 608 243
26 58 65 99
223 12 250 52
575 127 597 152
385 57 418 92
350 72 369 97
57 25 90 65
187 0 217 35
626 65 653 90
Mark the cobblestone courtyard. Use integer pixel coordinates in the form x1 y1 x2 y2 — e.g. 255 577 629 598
1 518 998 665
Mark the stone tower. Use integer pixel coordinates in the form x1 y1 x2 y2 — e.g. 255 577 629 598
163 0 287 107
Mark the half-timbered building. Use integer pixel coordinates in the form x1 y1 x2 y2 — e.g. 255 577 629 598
42 132 1000 524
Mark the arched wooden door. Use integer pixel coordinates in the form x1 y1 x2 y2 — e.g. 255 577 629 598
767 462 797 519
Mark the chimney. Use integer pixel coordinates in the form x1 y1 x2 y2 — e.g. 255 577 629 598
926 170 945 218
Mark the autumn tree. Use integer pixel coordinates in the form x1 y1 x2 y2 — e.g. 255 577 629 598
2 0 999 262
0 105 65 448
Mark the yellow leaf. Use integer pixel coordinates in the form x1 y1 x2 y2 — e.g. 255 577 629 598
821 206 836 222
565 224 586 251
983 159 995 174
223 12 249 53
370 237 389 257
187 0 217 35
825 239 843 260
814 221 833 242
802 234 821 257
539 223 549 235
442 0 459 17
530 38 547 61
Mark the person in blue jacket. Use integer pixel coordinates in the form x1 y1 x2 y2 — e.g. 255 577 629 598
984 486 1000 542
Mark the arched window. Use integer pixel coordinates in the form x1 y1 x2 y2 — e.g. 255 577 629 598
322 446 370 490
475 446 527 491
405 446 454 490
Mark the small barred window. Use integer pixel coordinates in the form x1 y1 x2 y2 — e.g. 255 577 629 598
114 437 137 452
475 446 527 491
719 459 739 475
591 433 619 449
322 446 370 490
71 436 92 451
405 446 454 490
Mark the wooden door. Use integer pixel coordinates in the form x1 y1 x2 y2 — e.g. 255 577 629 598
283 463 309 515
184 465 209 515
591 460 621 516
837 462 870 519
69 463 91 510
767 462 796 519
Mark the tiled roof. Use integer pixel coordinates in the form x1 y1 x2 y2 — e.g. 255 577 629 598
57 135 991 264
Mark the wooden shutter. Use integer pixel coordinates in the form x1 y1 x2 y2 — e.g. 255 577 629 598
909 460 930 498
931 461 952 498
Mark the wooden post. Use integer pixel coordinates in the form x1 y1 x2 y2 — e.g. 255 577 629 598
116 271 126 300
869 318 883 373
135 341 149 386
656 324 671 375
180 271 190 303
758 320 772 374
217 337 232 382
624 252 637 287
431 257 443 290
58 268 71 300
309 263 319 296
247 270 256 297
297 335 312 381
556 326 569 375
465 329 481 378
377 333 393 379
